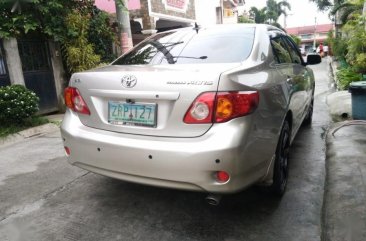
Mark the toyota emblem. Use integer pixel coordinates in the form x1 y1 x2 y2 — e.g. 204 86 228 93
121 75 137 88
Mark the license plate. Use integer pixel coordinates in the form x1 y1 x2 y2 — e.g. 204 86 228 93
108 101 157 127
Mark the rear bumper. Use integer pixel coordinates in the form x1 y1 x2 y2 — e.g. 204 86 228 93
60 110 268 194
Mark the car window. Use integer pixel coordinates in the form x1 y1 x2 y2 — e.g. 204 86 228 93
113 26 255 65
283 37 303 64
270 37 292 64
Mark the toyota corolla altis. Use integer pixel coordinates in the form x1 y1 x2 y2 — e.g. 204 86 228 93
61 24 321 203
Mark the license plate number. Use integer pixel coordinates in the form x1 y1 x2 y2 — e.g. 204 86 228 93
108 102 157 127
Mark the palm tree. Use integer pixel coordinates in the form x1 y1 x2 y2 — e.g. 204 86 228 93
265 0 291 23
249 6 267 23
309 0 334 11
331 0 363 24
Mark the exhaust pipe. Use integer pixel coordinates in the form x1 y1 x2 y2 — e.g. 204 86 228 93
205 194 222 206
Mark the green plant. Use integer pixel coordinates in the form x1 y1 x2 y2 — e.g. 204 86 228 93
0 0 94 40
333 37 348 61
88 8 116 63
0 84 39 124
0 116 49 138
63 11 101 73
265 0 291 23
343 12 366 73
238 15 255 23
336 66 362 90
249 7 267 23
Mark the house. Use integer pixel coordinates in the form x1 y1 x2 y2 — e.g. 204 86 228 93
94 0 242 45
0 37 64 114
286 23 334 52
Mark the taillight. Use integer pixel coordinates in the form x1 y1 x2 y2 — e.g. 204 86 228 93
64 146 71 156
183 92 215 124
64 87 91 115
215 91 259 123
184 91 259 124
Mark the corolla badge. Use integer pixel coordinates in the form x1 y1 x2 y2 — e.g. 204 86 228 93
121 75 137 88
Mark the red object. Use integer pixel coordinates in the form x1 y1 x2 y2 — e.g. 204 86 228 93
319 43 324 53
215 91 259 123
184 92 216 124
64 87 91 115
64 146 71 156
216 171 230 182
184 91 259 124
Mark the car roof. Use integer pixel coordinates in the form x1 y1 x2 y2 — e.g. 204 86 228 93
160 23 285 35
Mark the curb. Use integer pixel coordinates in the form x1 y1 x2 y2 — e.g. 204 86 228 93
322 122 366 241
0 123 60 147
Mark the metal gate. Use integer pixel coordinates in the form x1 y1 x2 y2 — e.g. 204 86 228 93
0 41 10 87
18 39 58 113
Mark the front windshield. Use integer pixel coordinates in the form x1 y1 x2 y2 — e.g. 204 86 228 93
113 26 255 65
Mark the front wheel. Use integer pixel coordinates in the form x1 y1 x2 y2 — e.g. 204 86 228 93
269 120 291 196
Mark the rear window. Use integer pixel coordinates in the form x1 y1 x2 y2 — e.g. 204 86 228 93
113 26 255 65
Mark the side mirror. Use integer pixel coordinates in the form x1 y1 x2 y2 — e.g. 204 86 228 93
306 54 321 65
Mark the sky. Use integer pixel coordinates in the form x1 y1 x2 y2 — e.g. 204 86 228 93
241 0 333 28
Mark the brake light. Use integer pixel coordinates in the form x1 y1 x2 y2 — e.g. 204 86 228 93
184 91 259 124
64 87 91 115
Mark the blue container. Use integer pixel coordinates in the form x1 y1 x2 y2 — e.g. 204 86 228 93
349 81 366 120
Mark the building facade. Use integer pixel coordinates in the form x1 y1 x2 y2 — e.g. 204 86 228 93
95 0 241 45
286 24 334 52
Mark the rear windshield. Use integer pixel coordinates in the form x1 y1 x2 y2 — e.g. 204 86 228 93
113 26 255 65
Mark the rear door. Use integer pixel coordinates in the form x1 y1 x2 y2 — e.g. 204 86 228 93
270 35 307 131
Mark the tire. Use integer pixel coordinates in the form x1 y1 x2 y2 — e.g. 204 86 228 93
270 120 291 196
302 99 313 126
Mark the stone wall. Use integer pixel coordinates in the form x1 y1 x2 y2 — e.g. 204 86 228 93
150 0 195 20
129 0 195 30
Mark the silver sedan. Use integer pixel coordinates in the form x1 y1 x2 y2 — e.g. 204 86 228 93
61 24 321 203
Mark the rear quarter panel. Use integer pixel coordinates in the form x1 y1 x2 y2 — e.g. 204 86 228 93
216 27 289 184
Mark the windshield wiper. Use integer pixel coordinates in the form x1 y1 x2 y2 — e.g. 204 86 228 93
171 56 207 60
160 41 184 48
163 56 207 63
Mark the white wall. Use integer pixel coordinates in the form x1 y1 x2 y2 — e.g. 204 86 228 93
195 0 222 26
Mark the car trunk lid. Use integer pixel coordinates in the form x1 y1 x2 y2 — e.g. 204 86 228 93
70 63 239 137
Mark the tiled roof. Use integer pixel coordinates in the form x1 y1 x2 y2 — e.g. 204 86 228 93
286 24 334 35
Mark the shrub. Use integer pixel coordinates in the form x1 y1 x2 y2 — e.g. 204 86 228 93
63 11 101 74
0 85 39 125
336 67 362 90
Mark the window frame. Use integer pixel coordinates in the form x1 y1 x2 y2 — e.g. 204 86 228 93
283 36 305 65
270 35 293 64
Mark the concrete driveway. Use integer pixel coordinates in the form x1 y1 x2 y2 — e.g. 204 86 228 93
0 61 333 241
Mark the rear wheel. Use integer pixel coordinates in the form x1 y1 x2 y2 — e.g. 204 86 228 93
270 120 291 196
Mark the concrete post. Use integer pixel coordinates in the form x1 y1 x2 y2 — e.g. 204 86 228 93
2 38 25 85
115 0 134 54
48 40 66 112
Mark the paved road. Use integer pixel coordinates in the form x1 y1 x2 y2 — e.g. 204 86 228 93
0 60 333 241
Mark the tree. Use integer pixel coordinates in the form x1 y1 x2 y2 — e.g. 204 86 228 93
238 15 255 23
0 0 116 74
265 0 291 23
309 0 334 11
0 0 94 40
250 6 267 23
331 0 363 24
